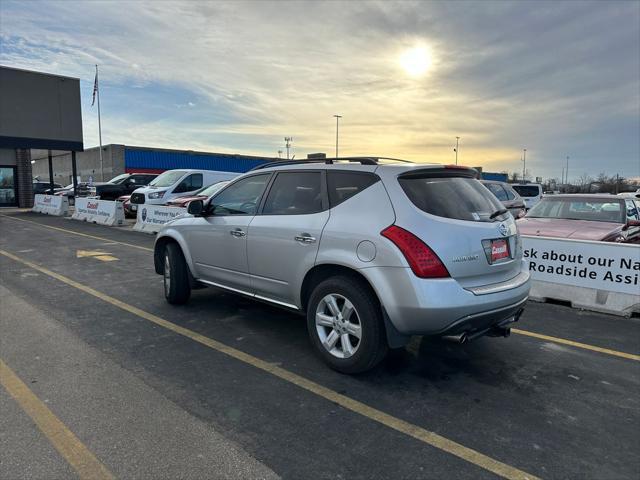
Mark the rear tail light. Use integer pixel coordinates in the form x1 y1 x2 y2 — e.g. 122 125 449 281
381 225 449 278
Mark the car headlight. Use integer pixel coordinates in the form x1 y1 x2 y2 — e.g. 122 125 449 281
148 191 166 199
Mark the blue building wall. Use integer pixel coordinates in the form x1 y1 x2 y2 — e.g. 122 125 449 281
124 148 275 174
481 172 508 182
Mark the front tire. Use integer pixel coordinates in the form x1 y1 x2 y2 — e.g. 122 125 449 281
163 243 191 304
307 276 387 374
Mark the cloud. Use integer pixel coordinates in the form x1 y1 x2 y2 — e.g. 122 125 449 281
1 0 638 179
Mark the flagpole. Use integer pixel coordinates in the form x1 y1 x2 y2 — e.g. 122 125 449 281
95 64 104 180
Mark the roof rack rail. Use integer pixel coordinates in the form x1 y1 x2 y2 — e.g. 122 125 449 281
249 156 414 171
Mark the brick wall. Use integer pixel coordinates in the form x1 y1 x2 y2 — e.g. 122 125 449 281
16 148 33 208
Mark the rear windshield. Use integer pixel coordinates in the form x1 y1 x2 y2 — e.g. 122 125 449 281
527 198 625 223
149 170 187 187
512 185 540 197
399 176 505 222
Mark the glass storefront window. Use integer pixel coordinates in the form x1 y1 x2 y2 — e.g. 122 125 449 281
0 167 17 206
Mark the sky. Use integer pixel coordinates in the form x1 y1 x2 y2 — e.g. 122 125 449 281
1 0 639 181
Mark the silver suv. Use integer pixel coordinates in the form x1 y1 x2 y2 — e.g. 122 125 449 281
154 158 530 373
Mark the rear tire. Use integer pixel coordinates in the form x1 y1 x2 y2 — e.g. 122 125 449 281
306 276 387 374
163 243 191 304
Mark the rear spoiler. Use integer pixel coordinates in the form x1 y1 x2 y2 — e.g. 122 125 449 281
398 165 480 180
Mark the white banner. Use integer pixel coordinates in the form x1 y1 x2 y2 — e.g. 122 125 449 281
133 205 187 234
72 198 125 226
32 194 68 216
523 236 639 295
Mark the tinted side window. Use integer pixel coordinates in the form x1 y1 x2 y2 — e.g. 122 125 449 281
189 174 203 190
262 172 323 215
327 171 378 207
176 174 203 192
131 175 151 185
212 174 270 215
486 183 508 201
512 185 540 197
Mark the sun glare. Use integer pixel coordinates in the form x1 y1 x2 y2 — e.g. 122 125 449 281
399 46 432 77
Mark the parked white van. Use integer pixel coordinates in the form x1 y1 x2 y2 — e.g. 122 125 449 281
511 183 543 210
130 169 239 206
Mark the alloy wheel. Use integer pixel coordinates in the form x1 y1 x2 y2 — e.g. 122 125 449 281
315 293 362 359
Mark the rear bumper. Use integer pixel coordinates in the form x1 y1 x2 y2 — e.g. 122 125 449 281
436 297 526 337
360 261 531 336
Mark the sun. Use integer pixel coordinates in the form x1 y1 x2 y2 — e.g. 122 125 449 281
399 46 433 77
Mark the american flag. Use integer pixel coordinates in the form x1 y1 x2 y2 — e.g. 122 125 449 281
91 71 98 106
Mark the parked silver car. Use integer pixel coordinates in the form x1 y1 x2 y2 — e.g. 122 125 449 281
481 180 526 218
154 158 530 373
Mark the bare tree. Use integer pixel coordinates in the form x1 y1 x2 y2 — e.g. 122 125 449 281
592 172 625 193
577 173 593 193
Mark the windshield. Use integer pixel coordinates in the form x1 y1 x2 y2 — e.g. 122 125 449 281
197 181 230 197
512 185 541 197
399 175 505 222
527 198 625 223
108 174 130 184
149 170 187 188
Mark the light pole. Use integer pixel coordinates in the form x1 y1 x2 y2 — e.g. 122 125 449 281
565 156 569 185
333 115 342 158
284 137 292 160
454 136 460 165
522 148 527 181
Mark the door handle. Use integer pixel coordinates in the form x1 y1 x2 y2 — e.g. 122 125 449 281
295 234 316 244
230 229 246 237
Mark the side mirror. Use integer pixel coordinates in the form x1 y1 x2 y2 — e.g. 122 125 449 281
187 199 204 216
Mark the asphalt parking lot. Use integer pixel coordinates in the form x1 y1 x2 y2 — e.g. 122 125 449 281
1 210 639 480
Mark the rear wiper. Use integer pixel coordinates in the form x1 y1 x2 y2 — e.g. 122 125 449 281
489 208 508 220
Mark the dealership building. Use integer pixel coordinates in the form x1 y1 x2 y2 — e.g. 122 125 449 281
31 145 277 184
0 65 84 207
1 65 277 207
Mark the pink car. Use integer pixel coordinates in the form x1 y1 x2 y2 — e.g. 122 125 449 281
165 181 230 208
517 194 640 243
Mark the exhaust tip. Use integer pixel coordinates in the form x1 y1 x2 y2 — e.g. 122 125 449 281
442 333 468 344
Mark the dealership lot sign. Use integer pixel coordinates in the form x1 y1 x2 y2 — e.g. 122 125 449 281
523 236 639 294
32 194 68 216
523 235 640 316
72 198 124 226
133 205 187 234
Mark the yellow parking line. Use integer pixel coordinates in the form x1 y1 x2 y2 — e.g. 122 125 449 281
0 249 538 480
0 213 152 252
0 359 115 480
2 213 638 363
512 328 640 362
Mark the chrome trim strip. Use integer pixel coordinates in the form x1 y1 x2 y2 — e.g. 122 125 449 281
197 279 299 310
254 295 299 310
198 279 253 296
464 270 530 296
